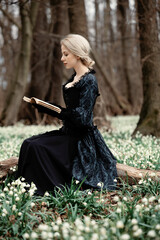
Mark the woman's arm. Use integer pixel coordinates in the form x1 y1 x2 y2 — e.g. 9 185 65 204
59 74 100 127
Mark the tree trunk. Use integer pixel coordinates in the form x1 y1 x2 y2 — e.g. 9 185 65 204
18 1 52 124
0 0 39 126
68 0 87 37
133 0 160 137
49 0 69 109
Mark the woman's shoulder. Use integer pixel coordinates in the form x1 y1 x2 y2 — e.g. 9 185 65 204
80 69 97 87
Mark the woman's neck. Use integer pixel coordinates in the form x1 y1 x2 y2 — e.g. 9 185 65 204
74 62 89 78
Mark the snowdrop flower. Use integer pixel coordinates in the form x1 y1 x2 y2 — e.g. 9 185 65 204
132 225 138 231
88 191 92 195
116 208 122 213
147 230 156 238
114 178 117 182
52 225 59 231
41 231 48 239
30 202 35 208
56 217 62 225
3 187 8 192
2 208 8 215
83 202 87 206
133 228 143 237
30 232 38 239
75 218 83 226
123 197 127 201
23 233 30 239
113 196 120 202
148 196 155 203
120 233 130 240
44 191 49 196
12 205 16 211
76 180 80 184
38 224 49 231
9 191 13 196
54 232 60 237
97 182 104 188
131 219 138 225
155 224 160 230
18 212 22 216
92 233 99 240
84 216 91 226
15 196 20 202
116 220 124 229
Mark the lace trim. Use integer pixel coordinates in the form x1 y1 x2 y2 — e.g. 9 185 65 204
64 69 95 90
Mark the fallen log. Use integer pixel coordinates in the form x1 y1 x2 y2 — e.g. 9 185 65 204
117 163 160 184
0 157 18 179
0 157 160 185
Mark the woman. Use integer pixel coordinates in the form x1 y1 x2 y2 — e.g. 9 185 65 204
17 34 117 196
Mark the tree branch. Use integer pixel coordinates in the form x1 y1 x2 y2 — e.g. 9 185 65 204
0 6 21 30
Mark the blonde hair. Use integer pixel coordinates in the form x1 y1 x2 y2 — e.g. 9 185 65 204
61 34 95 68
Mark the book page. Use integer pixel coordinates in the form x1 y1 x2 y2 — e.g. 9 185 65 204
23 96 61 113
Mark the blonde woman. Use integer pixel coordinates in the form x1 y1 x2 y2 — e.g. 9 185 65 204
17 34 117 195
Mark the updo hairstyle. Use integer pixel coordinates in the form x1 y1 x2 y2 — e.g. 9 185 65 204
61 34 95 68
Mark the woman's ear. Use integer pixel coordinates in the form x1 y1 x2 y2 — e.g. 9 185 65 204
77 56 80 60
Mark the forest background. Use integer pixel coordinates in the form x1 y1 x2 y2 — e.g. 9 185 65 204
0 0 160 137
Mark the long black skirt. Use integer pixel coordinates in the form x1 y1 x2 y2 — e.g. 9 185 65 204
17 130 78 195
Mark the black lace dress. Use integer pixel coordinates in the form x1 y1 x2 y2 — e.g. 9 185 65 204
17 70 117 195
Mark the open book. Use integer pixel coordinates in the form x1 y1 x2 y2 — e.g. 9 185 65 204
23 96 61 113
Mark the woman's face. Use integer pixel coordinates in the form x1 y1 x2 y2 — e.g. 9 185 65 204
61 44 79 69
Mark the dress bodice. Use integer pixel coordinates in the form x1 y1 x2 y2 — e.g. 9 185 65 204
63 86 80 109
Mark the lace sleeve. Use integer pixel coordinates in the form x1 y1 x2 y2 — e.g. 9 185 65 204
60 74 99 128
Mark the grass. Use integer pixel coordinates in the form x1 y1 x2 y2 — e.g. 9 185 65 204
0 116 160 240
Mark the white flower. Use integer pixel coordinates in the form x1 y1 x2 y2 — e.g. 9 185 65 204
155 224 160 230
2 208 8 214
132 225 138 231
9 191 13 196
23 233 30 239
116 208 122 213
54 232 60 237
15 197 20 202
38 224 49 231
114 178 117 182
100 227 106 235
97 182 104 188
30 232 38 239
56 217 62 225
120 233 130 240
113 196 120 202
12 205 16 211
3 187 8 192
147 230 156 238
76 180 80 184
116 220 124 229
30 202 35 208
131 219 138 225
133 228 143 237
44 191 49 196
148 196 155 203
88 191 92 195
91 233 99 240
83 202 87 206
52 225 59 231
123 197 127 201
18 212 22 216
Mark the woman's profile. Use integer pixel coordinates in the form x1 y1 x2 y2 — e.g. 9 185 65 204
17 34 117 195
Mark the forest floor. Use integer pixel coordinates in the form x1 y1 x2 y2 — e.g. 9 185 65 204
0 116 160 240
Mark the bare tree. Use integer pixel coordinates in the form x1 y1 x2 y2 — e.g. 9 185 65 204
133 0 160 137
0 0 39 125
